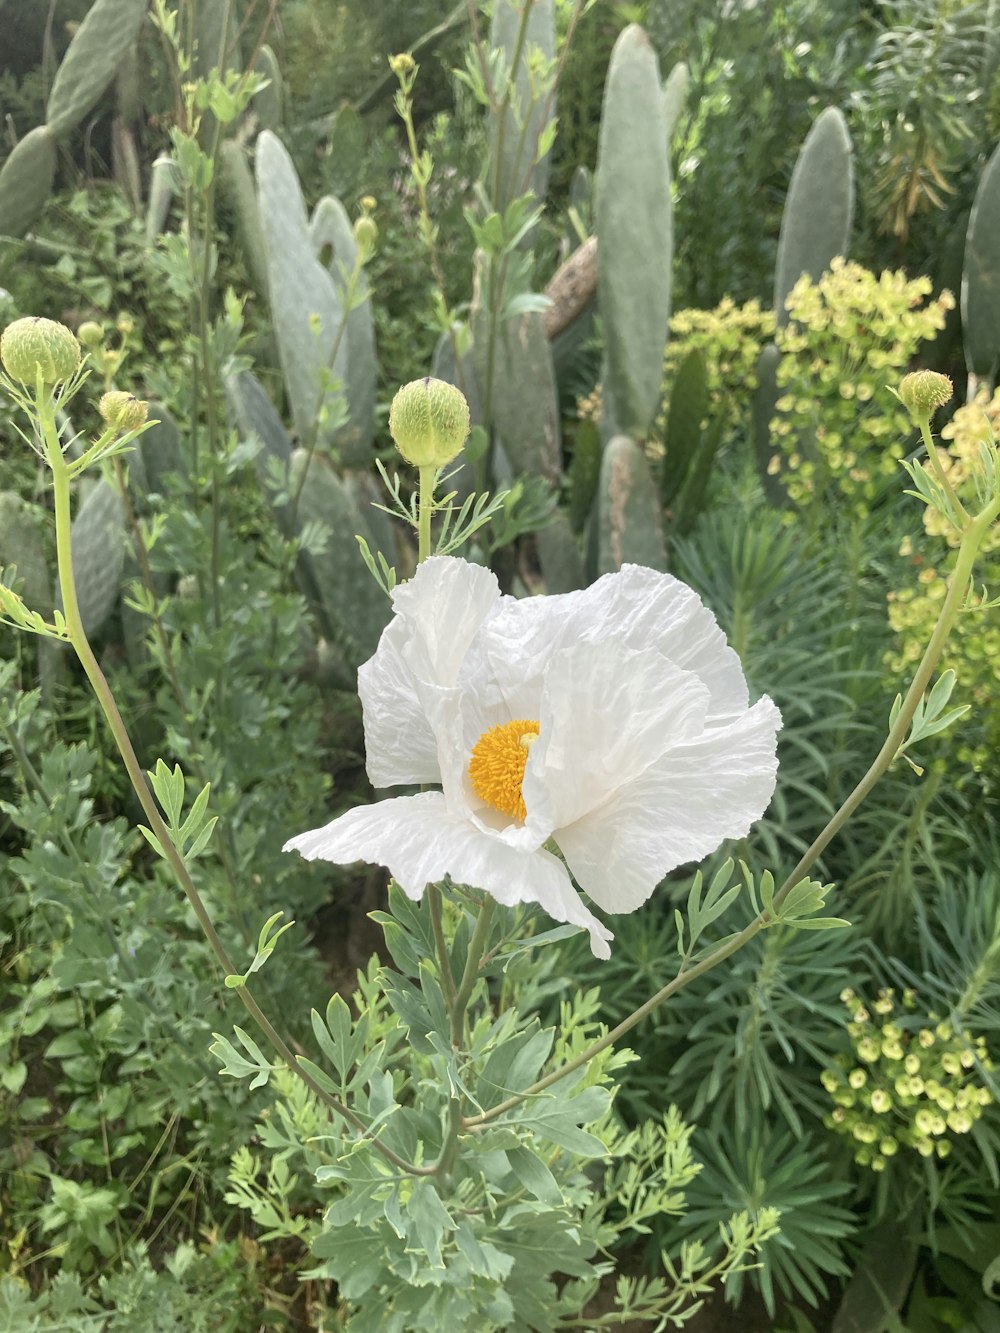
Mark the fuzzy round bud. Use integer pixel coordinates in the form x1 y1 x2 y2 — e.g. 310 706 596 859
898 371 953 419
389 376 470 468
1 317 81 386
99 391 148 432
389 53 416 78
77 321 104 348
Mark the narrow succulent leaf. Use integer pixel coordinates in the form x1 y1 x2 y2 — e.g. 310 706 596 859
309 194 376 464
481 310 561 483
46 0 148 139
0 127 56 238
962 140 1000 379
252 44 283 130
596 24 672 436
255 131 348 450
661 347 708 508
661 61 689 142
219 142 270 298
774 107 854 325
598 434 666 573
537 509 585 592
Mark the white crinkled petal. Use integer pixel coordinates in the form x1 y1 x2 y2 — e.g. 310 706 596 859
359 618 440 787
522 642 710 839
359 557 501 788
478 564 750 723
283 792 613 958
555 695 782 914
390 556 500 686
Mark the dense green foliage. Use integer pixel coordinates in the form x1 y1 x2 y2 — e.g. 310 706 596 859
1 2 1000 1330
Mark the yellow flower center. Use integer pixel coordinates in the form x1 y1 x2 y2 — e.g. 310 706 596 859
468 719 540 822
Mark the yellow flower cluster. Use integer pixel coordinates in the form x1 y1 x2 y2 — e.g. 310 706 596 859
822 987 994 1172
664 297 776 427
768 259 954 514
574 298 775 437
886 391 1000 773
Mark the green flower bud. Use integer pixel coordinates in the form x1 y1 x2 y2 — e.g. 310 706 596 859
389 52 416 78
77 321 104 348
99 391 148 432
880 1136 898 1157
1 316 81 386
389 376 470 468
848 1068 867 1090
354 213 378 263
870 1088 892 1114
915 1108 936 1135
897 370 953 420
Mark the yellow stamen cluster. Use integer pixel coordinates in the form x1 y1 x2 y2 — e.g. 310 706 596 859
468 719 540 822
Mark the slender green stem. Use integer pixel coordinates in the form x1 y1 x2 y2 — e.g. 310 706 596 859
418 466 436 562
437 898 496 1180
463 493 1000 1128
450 898 496 1049
772 494 997 913
429 885 458 1008
919 416 971 529
464 906 761 1128
395 75 466 395
40 404 434 1178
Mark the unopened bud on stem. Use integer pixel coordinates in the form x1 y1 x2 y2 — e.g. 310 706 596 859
389 377 470 468
898 371 953 421
0 317 81 386
99 390 148 432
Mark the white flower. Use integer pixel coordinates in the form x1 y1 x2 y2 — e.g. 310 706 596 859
284 557 781 958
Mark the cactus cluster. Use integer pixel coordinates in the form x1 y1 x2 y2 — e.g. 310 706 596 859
822 988 994 1171
0 0 149 238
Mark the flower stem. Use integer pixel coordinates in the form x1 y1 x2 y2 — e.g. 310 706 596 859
919 416 970 530
418 465 435 562
773 491 998 913
40 402 433 1177
437 897 495 1180
429 885 457 1008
